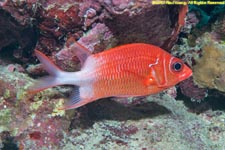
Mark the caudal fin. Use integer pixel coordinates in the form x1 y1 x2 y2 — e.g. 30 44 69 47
28 50 64 94
29 50 91 110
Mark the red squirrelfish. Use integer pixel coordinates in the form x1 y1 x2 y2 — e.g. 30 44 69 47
29 43 192 110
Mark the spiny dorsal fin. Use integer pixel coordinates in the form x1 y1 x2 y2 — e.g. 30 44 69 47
66 38 91 66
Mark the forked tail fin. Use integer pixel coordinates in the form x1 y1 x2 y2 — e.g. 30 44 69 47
29 50 93 110
28 50 67 94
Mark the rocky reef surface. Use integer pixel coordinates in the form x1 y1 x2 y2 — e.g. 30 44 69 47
0 1 225 150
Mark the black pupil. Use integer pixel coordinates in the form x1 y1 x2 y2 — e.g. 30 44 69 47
174 62 182 71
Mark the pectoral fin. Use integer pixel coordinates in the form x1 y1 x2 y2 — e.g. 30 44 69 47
143 76 158 87
123 70 158 87
144 74 169 88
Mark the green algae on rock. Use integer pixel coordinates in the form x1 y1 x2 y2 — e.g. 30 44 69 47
0 65 71 149
0 108 12 133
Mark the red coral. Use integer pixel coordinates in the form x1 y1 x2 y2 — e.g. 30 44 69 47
29 131 41 140
38 3 81 38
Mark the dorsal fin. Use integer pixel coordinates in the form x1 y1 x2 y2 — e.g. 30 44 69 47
66 37 92 66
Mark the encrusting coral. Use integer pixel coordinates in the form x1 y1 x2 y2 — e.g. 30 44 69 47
193 33 225 92
1 1 225 150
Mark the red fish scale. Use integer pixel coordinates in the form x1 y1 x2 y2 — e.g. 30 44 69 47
90 44 166 98
30 44 192 110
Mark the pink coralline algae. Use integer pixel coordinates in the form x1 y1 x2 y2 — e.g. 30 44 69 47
0 65 71 149
38 1 81 38
6 64 25 73
19 116 68 149
55 23 117 71
179 77 208 101
1 0 187 53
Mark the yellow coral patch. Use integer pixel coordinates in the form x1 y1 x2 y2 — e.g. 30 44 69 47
30 100 43 110
50 98 65 117
193 33 225 92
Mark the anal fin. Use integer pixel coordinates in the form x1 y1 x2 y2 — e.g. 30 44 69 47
59 86 92 110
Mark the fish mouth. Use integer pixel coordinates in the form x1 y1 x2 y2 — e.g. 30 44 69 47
179 66 193 81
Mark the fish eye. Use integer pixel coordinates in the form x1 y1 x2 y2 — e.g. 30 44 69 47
172 62 183 72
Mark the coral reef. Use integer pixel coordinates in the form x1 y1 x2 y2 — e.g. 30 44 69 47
1 0 225 150
55 23 117 71
0 63 222 150
171 5 225 100
171 8 225 100
0 65 71 149
61 94 224 149
212 14 225 40
193 33 225 92
179 77 208 101
0 8 37 61
1 63 222 149
0 0 185 56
